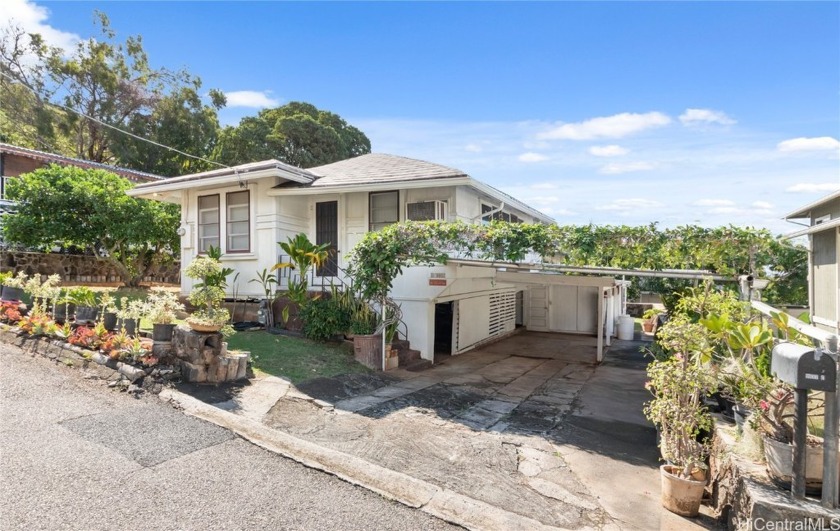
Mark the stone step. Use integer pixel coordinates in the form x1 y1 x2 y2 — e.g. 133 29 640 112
398 348 422 365
390 339 411 352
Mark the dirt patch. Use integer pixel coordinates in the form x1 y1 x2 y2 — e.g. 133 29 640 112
174 380 249 405
296 373 401 403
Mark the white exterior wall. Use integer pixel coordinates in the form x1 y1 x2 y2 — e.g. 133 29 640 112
179 179 282 298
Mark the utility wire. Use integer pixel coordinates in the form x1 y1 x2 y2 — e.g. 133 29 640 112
0 70 231 171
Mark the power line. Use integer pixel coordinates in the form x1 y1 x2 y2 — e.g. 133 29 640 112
0 70 230 172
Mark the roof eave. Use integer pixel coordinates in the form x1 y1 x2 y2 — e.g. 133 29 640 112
128 167 306 198
266 176 472 196
784 189 840 220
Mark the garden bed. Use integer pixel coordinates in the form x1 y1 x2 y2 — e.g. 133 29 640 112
0 324 179 395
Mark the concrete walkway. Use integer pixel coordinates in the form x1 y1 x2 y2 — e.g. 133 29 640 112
171 331 721 530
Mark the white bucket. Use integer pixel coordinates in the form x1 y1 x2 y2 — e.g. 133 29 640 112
617 315 635 340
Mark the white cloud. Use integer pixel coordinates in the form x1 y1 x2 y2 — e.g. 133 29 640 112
709 206 739 214
223 90 280 108
679 108 736 126
751 201 774 209
599 161 657 175
537 112 671 141
518 152 549 163
464 143 483 153
693 199 736 207
589 145 629 157
596 198 663 211
786 182 840 193
777 137 840 153
1 0 80 52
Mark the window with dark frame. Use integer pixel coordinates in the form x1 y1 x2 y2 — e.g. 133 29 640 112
197 194 220 253
369 191 399 231
226 190 250 252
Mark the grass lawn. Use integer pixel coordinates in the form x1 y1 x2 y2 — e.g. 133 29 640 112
226 331 370 384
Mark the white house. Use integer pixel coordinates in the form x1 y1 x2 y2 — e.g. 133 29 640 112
128 153 626 363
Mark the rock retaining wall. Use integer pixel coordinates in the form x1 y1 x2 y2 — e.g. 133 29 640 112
707 422 837 529
0 251 180 284
0 325 179 395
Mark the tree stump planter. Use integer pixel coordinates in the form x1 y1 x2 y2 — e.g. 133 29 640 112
172 326 248 383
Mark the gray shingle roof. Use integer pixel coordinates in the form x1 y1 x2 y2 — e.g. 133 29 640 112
282 153 468 188
132 159 316 190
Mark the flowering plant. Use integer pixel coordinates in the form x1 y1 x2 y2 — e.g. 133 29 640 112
644 319 715 479
143 288 185 324
18 314 57 336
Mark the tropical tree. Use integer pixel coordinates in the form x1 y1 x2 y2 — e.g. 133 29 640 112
215 101 371 167
2 165 179 286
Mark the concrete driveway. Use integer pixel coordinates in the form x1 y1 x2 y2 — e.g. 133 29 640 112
179 330 719 529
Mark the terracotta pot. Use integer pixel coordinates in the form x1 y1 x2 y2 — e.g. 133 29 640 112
353 334 382 370
642 320 655 333
187 321 223 333
660 464 706 517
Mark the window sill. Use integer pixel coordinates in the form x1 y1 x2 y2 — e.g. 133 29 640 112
220 253 258 261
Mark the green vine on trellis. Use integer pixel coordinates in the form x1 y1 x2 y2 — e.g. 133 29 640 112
345 220 563 301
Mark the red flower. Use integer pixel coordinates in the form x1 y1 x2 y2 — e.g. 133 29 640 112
759 400 769 411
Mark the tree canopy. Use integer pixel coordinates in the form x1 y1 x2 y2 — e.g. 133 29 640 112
215 101 371 168
2 165 180 286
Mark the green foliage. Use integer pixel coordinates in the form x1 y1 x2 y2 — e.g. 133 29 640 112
184 247 234 330
273 233 330 309
250 268 278 328
555 224 807 305
67 286 97 308
299 296 351 342
644 320 715 477
215 101 371 168
2 165 179 286
347 220 563 301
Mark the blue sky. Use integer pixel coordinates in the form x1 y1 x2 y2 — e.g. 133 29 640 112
5 1 839 234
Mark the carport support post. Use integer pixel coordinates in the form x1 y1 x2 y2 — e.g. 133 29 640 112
596 288 605 363
823 345 839 508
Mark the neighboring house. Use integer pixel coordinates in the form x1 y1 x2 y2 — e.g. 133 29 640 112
785 190 840 335
0 142 161 214
129 153 625 362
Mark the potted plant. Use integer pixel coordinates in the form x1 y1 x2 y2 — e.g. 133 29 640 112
98 290 119 331
1 271 28 303
144 287 185 342
384 319 400 370
117 297 144 337
184 247 235 335
350 304 382 370
642 308 662 334
68 286 99 325
644 319 715 517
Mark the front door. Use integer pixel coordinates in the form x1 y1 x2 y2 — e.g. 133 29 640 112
315 201 338 277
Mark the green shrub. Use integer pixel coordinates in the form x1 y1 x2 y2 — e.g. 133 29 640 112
299 296 351 342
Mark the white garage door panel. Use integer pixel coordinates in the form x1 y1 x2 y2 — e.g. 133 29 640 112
528 286 548 331
550 285 579 332
576 286 598 333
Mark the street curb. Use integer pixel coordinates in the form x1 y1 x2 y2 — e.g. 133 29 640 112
159 389 562 531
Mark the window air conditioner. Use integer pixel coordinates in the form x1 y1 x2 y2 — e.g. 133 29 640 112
406 200 448 221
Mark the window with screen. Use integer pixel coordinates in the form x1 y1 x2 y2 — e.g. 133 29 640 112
226 190 250 252
198 194 220 253
370 191 399 231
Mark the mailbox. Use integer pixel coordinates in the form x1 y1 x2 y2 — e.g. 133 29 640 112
771 343 837 392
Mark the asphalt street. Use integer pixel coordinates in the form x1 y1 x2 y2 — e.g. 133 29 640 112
0 343 456 531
